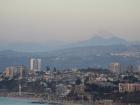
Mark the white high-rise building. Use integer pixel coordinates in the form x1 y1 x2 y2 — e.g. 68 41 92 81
109 62 121 74
30 58 41 71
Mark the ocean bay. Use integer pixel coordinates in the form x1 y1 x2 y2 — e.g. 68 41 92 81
0 97 48 105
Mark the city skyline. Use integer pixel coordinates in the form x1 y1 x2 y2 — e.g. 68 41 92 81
0 0 140 43
0 1 140 104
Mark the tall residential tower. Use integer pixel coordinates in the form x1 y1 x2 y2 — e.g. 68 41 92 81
30 58 41 72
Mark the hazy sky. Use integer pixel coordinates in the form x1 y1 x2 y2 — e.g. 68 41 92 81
0 0 140 43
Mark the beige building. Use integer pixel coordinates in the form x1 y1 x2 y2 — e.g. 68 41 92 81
74 84 85 95
17 65 24 79
4 66 15 78
4 65 25 79
109 62 121 74
119 83 140 92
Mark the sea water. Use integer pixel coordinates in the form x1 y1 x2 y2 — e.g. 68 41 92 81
0 97 49 105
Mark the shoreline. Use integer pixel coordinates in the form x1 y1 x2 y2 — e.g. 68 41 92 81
1 96 138 105
0 95 42 102
0 95 83 105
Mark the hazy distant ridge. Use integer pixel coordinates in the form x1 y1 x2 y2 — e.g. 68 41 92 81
0 36 138 52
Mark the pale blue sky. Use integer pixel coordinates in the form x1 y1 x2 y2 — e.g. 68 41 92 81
0 0 140 43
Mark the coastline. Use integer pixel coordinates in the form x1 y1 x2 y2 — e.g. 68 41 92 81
1 95 135 105
0 94 83 105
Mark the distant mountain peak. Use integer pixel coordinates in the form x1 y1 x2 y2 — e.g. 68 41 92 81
89 36 105 40
90 35 126 41
75 35 129 47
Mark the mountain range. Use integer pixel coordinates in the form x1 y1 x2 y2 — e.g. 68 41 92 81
0 36 139 52
0 36 140 71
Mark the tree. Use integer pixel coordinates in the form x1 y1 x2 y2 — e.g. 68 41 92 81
75 78 82 85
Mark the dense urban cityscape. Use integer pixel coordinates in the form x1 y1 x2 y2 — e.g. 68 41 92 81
0 58 140 105
0 0 140 105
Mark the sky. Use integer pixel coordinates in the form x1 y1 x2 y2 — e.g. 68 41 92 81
0 0 140 43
